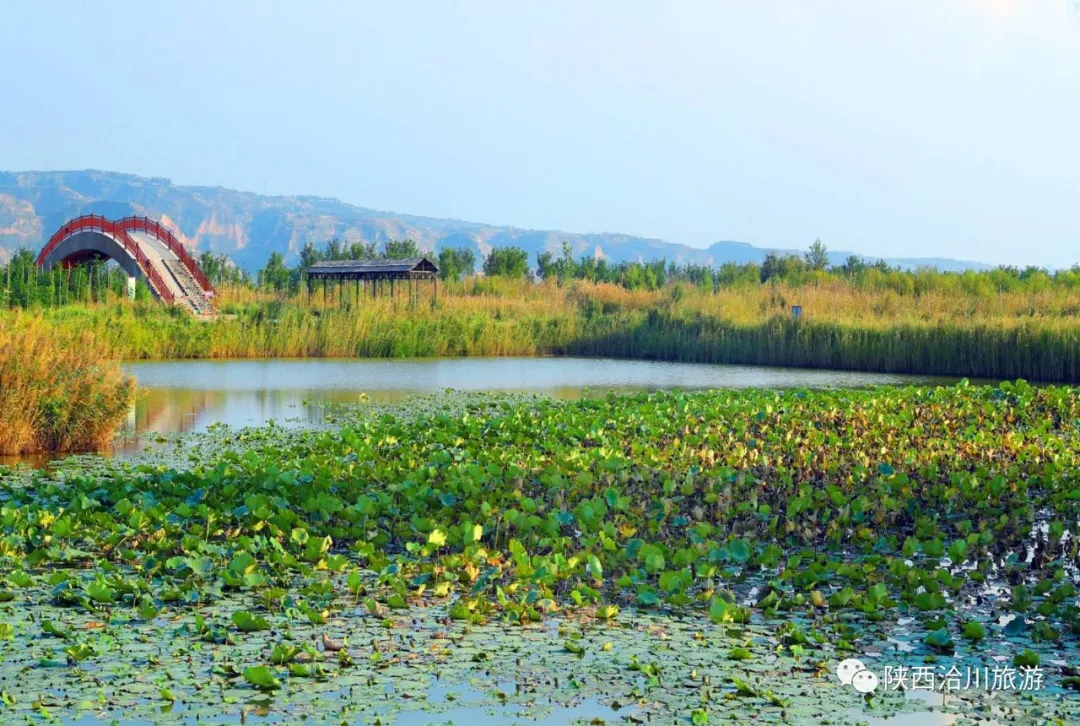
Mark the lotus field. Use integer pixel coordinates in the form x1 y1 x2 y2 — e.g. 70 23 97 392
0 382 1079 723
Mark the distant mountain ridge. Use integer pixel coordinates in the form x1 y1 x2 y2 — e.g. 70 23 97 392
0 170 993 272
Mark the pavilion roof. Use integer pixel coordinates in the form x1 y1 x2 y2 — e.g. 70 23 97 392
306 257 438 275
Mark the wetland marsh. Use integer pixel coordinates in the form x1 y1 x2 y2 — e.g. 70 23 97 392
1 380 1078 724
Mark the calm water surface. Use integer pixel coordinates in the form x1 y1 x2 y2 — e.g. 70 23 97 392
0 357 956 468
122 357 952 435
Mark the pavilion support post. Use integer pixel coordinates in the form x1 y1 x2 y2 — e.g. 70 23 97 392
302 260 441 308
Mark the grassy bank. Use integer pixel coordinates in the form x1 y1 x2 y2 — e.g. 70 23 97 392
20 277 1080 381
0 314 135 455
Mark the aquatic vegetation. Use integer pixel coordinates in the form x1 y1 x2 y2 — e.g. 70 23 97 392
0 313 135 455
15 276 1080 381
0 382 1079 722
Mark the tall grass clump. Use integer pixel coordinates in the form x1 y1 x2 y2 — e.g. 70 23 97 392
0 312 135 455
27 275 1080 382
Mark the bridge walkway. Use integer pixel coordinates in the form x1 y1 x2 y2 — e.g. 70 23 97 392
126 231 213 315
35 214 217 314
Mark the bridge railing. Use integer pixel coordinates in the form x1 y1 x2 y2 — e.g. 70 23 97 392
35 214 177 304
116 216 214 296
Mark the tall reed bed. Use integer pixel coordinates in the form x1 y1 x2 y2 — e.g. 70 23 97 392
27 277 1080 382
0 313 135 455
562 311 1080 381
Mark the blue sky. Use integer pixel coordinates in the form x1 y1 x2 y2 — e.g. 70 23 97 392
1 1 1078 266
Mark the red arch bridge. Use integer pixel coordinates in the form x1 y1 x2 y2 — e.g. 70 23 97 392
35 215 215 314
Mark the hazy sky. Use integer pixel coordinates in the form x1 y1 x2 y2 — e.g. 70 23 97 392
2 1 1078 266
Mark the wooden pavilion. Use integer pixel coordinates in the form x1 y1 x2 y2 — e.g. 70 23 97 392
305 257 439 304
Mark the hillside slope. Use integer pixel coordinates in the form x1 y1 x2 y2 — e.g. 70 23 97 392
0 170 990 272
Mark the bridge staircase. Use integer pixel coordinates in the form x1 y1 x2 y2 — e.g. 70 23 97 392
36 215 217 315
162 258 214 316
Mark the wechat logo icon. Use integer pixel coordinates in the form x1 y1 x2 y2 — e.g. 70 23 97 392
836 658 879 694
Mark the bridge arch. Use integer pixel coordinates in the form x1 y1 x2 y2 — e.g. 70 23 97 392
35 215 214 313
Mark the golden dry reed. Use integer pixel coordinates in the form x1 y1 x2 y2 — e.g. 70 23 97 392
17 275 1080 382
0 313 135 455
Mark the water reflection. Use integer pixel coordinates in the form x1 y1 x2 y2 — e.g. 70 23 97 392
127 357 951 396
118 357 953 438
2 357 956 468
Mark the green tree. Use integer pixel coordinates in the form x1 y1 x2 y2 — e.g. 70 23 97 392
258 252 291 293
198 251 247 287
535 250 554 280
438 247 476 281
384 240 421 259
839 255 866 277
483 247 530 279
325 238 344 261
199 251 221 284
299 242 322 269
761 253 807 283
345 242 377 260
804 239 830 271
760 253 781 283
536 242 578 282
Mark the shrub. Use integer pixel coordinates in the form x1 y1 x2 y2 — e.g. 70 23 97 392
0 313 135 454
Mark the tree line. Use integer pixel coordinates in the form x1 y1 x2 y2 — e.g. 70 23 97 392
253 239 482 295
5 234 1080 310
247 236 1080 297
0 249 151 308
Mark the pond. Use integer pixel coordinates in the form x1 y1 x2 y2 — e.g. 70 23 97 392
1 368 1075 725
122 357 952 434
2 357 955 469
